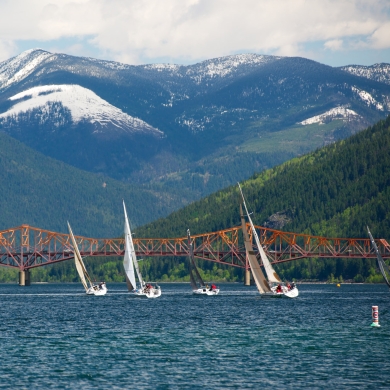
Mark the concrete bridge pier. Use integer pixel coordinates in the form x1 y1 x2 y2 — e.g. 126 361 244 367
19 270 31 286
244 269 251 286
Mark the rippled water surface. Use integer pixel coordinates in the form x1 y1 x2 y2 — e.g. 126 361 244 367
1 283 390 389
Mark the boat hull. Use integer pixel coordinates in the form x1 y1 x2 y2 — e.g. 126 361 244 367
86 284 107 296
193 288 220 295
128 287 162 298
283 287 299 298
269 285 299 298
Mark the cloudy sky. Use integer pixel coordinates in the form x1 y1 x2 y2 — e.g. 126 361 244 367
1 0 389 66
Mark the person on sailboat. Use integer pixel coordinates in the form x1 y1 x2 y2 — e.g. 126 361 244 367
210 284 217 291
276 284 282 293
290 282 295 290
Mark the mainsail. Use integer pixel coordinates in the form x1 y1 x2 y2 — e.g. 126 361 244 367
123 200 144 291
238 183 281 284
67 221 93 292
367 226 390 288
240 204 271 293
187 229 205 289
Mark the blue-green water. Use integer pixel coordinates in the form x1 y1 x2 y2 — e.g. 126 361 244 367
0 283 389 389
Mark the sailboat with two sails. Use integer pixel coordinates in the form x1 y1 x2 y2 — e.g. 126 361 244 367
123 201 161 298
67 222 107 296
238 183 298 298
367 226 390 289
187 229 219 295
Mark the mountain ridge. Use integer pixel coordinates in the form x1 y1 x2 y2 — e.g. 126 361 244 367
1 49 390 208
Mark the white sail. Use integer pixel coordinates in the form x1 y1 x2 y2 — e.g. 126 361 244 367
123 200 144 290
240 205 271 293
124 232 137 290
123 200 138 290
187 229 206 289
238 183 281 284
67 222 92 292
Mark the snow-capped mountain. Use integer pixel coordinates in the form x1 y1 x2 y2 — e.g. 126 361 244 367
0 48 136 92
0 49 390 201
0 84 162 136
144 53 278 80
340 63 390 85
0 49 54 90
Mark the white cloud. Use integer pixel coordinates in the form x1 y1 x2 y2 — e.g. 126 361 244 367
0 39 17 62
369 22 390 50
0 0 389 64
324 39 344 51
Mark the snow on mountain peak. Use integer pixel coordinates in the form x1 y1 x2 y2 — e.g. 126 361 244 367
192 54 278 77
0 49 54 90
341 63 390 85
0 84 163 136
143 63 181 72
141 53 280 84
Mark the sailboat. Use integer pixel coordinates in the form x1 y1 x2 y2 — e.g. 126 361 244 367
238 183 298 298
67 222 107 296
187 229 219 295
123 200 161 298
367 226 390 288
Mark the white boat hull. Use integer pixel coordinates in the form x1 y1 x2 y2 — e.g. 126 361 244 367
193 288 220 295
283 286 299 298
269 285 299 298
86 284 107 296
129 286 162 298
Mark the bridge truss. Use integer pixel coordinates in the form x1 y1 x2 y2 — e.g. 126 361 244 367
1 224 389 272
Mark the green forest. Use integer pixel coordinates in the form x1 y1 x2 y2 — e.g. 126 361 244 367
1 115 390 284
137 114 390 284
0 132 191 237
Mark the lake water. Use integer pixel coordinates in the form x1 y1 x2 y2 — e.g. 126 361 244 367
0 283 389 389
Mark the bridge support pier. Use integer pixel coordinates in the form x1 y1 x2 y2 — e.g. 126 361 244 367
244 269 251 286
19 270 31 286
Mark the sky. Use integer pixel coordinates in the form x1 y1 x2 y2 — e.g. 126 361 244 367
1 0 390 67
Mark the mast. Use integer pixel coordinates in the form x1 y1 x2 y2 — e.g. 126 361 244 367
123 201 142 290
367 226 390 288
238 183 281 284
67 222 93 292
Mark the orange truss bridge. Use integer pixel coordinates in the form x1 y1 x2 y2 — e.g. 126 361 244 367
1 224 389 282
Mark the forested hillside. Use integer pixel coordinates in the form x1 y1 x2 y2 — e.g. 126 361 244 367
0 132 188 237
134 115 390 283
2 116 390 284
139 115 390 239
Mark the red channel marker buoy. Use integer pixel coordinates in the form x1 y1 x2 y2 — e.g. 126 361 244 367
371 305 381 327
